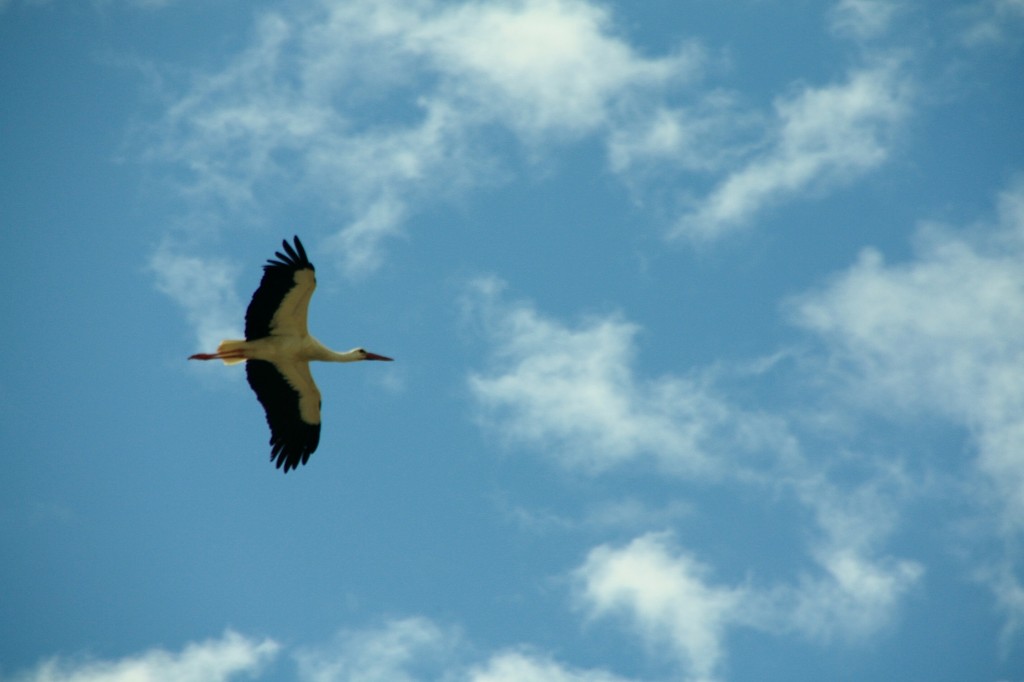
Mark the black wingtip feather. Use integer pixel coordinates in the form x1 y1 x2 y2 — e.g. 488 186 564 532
263 236 314 271
246 236 316 340
247 360 321 473
292 235 308 262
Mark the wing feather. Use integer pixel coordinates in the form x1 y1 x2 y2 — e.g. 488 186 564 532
246 359 322 472
245 236 316 340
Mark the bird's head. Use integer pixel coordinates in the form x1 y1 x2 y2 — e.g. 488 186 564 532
353 347 393 362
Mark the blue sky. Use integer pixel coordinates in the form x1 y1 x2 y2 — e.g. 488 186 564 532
2 0 1024 680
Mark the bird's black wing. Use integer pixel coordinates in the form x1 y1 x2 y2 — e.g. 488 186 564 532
245 236 316 340
246 359 322 472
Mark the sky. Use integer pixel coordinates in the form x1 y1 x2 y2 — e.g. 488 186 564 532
2 0 1024 680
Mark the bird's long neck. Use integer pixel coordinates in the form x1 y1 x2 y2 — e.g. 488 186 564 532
307 339 363 363
325 349 364 363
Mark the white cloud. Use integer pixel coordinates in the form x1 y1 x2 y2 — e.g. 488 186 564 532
979 560 1024 655
294 617 458 682
22 517 904 682
575 521 919 680
791 177 1024 638
791 178 1024 527
956 0 1024 47
464 269 927 663
576 533 744 682
790 547 921 640
406 0 701 139
12 631 279 682
11 620 639 682
673 61 910 241
607 93 761 180
273 616 644 682
146 0 920 281
464 277 792 476
322 195 408 278
467 651 633 682
149 243 243 351
767 475 924 642
147 0 702 276
828 0 901 40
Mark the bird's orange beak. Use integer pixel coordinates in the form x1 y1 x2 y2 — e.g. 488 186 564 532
364 352 393 361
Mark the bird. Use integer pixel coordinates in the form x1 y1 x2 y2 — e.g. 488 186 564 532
189 236 392 472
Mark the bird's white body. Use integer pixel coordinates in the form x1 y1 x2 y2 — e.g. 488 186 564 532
213 335 368 366
210 336 373 426
189 236 391 472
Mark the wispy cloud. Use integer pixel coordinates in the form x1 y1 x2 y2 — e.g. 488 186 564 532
294 617 458 682
978 560 1024 655
145 0 702 276
463 277 791 476
142 0 925 290
828 0 902 40
11 631 279 682
465 274 922 674
771 475 923 642
405 0 701 139
606 93 761 182
9 541 921 682
574 518 920 681
791 177 1024 528
8 620 632 682
471 174 1024 651
576 533 743 682
673 60 911 240
295 618 639 682
149 242 243 351
467 652 633 682
956 0 1024 47
791 176 1024 640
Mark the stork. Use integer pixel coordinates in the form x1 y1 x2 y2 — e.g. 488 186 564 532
189 236 392 472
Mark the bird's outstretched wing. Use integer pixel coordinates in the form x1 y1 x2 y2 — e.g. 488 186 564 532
245 236 316 340
246 359 322 472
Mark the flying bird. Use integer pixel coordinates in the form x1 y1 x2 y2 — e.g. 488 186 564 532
189 236 392 472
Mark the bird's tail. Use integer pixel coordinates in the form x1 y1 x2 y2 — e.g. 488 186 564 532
215 339 249 365
190 339 249 364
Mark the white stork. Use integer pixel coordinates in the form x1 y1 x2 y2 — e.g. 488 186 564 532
189 236 392 472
